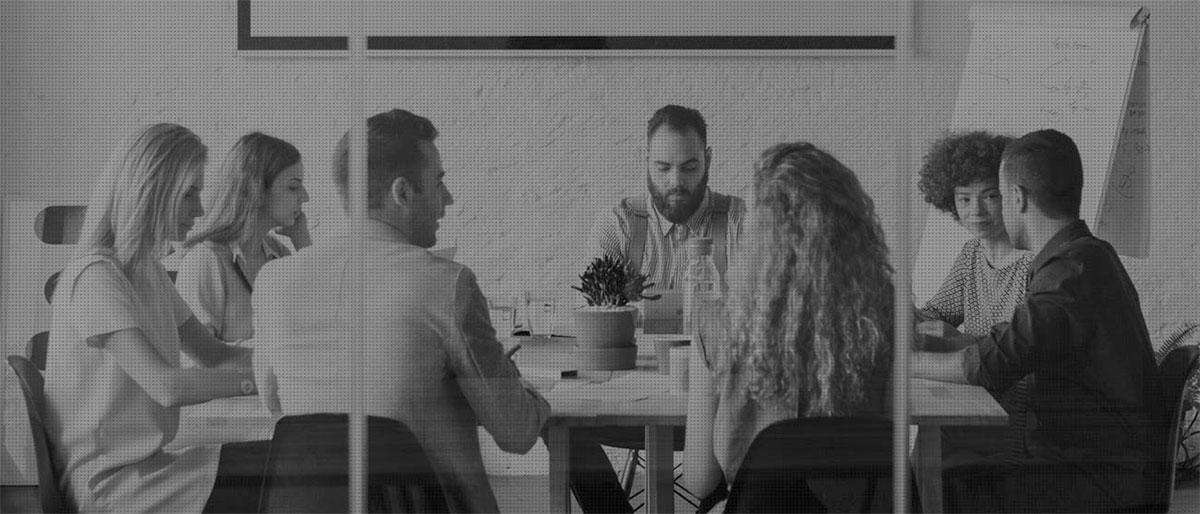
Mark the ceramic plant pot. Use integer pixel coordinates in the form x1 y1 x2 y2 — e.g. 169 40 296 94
572 306 638 370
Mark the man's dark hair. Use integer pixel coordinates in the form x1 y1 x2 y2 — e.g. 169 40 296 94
1001 129 1083 219
334 109 438 209
647 105 707 144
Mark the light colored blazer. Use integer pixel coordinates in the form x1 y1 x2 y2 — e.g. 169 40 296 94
252 220 550 513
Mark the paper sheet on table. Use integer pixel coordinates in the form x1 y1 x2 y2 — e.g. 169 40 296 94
183 396 272 418
544 372 671 403
523 376 557 393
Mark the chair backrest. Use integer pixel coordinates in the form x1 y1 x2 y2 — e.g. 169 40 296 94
1141 345 1200 511
26 331 50 370
257 413 449 513
6 355 75 513
724 417 893 513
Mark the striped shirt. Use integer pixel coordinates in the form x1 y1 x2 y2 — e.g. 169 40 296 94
590 189 746 289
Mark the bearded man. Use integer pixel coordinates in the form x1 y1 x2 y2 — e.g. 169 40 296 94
570 105 747 513
592 104 746 288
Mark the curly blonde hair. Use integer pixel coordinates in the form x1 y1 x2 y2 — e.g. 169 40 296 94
719 142 894 416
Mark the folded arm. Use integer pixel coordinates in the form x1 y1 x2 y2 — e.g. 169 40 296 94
178 315 253 369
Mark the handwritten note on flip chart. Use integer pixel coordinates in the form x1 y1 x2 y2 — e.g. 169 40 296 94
1095 40 1150 258
914 12 1149 303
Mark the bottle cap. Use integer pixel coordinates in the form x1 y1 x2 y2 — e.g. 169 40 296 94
686 237 713 256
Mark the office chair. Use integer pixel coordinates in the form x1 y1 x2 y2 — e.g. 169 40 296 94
257 413 449 513
25 331 50 370
7 355 76 513
724 417 893 513
1132 344 1200 512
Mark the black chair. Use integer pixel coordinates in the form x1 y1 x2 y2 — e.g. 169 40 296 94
1134 345 1200 512
724 417 893 513
25 331 50 370
257 414 449 513
44 270 61 304
6 355 75 513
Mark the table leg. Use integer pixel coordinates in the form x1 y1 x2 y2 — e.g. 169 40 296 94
914 425 944 513
548 423 571 513
645 425 674 514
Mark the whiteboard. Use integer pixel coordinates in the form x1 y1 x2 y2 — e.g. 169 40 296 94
914 8 1148 303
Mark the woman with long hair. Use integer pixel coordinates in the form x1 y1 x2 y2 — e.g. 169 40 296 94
176 132 310 343
683 142 895 508
44 124 264 512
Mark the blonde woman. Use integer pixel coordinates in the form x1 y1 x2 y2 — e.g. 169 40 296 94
684 142 894 510
43 124 264 512
177 132 310 343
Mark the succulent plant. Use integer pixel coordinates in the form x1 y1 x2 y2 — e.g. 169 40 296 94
572 255 662 307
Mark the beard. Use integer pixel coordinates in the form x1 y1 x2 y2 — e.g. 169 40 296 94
648 171 708 224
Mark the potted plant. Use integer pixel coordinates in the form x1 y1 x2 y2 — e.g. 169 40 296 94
571 255 660 370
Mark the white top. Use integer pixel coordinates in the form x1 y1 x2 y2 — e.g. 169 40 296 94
175 235 291 344
252 220 550 513
44 252 220 513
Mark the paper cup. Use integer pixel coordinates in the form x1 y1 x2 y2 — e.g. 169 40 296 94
654 338 690 374
669 346 689 393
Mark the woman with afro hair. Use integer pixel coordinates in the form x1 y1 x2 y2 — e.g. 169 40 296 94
916 130 1032 339
915 131 1037 504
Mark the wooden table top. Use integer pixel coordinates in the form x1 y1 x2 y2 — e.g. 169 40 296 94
174 337 1006 445
509 336 1007 427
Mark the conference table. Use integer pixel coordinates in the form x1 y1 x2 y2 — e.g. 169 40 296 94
172 335 1007 514
511 335 686 514
908 377 1009 513
514 336 1009 514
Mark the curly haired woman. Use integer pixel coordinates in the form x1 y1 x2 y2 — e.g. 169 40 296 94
683 142 895 511
915 131 1037 508
916 131 1032 339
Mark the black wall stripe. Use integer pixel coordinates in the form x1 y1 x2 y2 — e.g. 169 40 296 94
237 0 348 51
367 36 895 52
238 0 894 53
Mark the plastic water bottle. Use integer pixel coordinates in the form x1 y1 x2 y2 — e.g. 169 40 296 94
682 237 721 336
